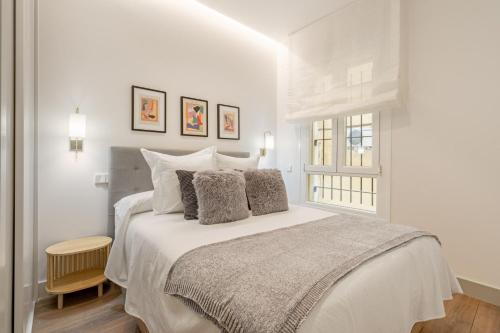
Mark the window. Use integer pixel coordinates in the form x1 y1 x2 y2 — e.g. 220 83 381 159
308 175 377 212
311 119 333 166
343 113 374 168
305 112 380 213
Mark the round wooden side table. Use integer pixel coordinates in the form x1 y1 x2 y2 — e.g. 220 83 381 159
45 236 112 309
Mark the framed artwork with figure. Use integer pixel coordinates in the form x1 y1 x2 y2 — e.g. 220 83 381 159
217 104 240 140
131 85 166 133
181 96 208 137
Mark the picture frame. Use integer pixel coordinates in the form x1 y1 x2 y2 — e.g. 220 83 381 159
180 96 208 137
131 85 166 133
217 104 240 140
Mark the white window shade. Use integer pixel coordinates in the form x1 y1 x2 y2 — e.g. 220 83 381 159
287 0 401 122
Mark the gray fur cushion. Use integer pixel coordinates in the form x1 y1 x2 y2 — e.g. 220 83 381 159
244 169 289 216
193 170 250 225
175 170 198 220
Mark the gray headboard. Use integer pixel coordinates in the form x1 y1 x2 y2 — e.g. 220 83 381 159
108 146 250 216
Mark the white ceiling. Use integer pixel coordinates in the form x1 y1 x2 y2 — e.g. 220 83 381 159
196 0 355 41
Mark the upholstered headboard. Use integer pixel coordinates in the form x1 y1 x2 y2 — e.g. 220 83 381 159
108 146 249 221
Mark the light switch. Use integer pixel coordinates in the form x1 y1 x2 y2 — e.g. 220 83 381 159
94 173 109 185
286 164 293 173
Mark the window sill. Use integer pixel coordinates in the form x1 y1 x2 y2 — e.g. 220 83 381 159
304 168 381 177
302 201 387 222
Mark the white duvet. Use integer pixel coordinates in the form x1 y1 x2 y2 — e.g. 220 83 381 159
105 193 462 333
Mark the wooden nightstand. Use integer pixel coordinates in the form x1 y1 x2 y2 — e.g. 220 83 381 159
45 236 112 309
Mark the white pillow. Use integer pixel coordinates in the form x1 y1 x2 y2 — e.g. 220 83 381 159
141 146 216 187
141 148 217 214
215 153 260 170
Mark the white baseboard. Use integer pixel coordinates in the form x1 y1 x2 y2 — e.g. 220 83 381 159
36 280 53 302
458 277 500 306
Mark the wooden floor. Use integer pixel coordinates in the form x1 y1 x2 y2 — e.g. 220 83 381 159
33 287 500 333
33 284 138 333
411 294 500 333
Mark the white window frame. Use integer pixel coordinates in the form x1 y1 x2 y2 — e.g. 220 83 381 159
304 118 338 174
300 110 391 220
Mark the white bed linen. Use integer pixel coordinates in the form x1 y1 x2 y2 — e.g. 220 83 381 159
106 205 461 333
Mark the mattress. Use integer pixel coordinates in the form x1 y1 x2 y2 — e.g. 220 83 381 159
105 203 461 333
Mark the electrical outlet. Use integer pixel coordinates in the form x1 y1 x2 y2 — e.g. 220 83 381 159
94 173 109 185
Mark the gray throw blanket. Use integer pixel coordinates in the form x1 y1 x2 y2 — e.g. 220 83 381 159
164 214 438 333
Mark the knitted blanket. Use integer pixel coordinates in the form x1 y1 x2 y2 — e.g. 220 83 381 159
164 214 438 333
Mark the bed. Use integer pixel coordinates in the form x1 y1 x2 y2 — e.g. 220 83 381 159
105 147 462 333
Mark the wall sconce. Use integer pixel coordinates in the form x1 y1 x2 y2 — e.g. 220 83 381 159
260 131 274 157
69 107 86 153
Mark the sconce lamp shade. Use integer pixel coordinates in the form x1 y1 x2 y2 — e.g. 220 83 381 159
264 131 274 150
260 131 274 157
69 113 86 139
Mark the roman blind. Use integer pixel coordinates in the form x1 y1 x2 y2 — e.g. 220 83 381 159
287 0 401 122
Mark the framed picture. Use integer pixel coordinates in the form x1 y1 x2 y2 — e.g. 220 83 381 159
132 85 166 133
217 104 240 140
180 96 208 137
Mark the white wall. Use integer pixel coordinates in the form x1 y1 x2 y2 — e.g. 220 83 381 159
391 0 500 289
276 44 302 204
277 0 500 290
37 0 277 282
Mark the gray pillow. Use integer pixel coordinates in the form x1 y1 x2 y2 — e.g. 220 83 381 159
193 170 250 225
175 170 198 220
244 169 289 216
